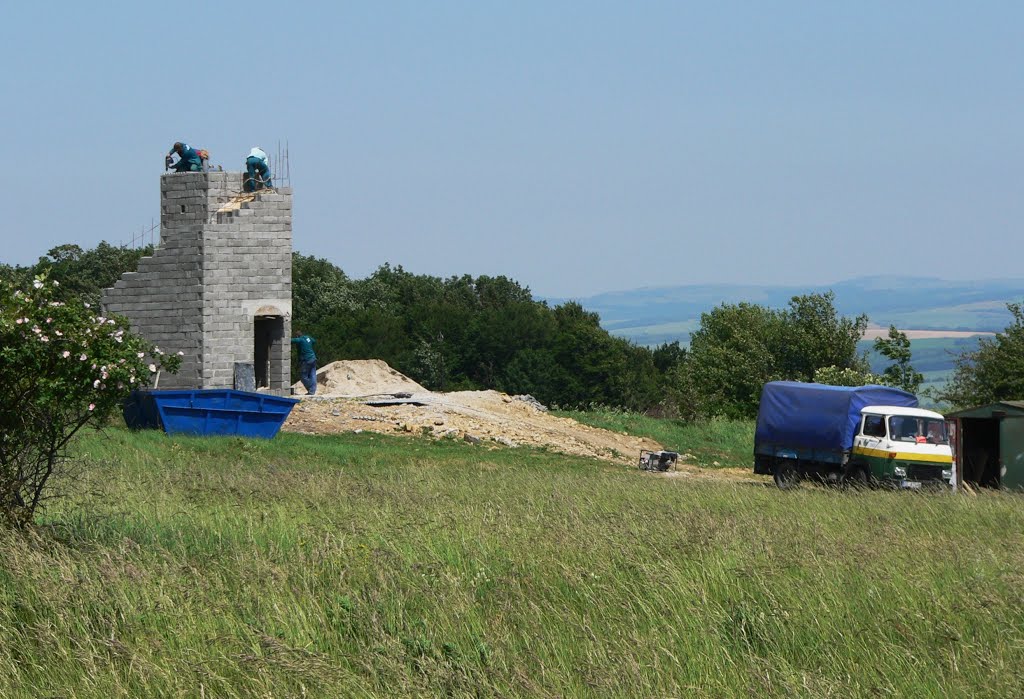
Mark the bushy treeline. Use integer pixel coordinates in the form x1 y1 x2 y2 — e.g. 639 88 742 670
7 241 978 417
292 255 662 410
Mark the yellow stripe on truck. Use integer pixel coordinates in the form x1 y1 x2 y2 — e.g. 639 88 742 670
852 446 953 464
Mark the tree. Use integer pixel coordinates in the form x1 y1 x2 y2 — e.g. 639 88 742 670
0 274 179 527
777 292 870 381
873 325 923 394
668 292 870 419
35 242 154 306
814 365 880 387
941 302 1024 409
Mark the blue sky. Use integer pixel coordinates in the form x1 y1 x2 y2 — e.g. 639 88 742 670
2 2 1021 296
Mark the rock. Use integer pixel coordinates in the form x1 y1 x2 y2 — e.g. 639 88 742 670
464 433 481 445
434 419 445 426
512 394 548 412
331 409 341 417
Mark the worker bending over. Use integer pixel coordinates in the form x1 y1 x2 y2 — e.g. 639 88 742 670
165 142 204 172
244 147 273 191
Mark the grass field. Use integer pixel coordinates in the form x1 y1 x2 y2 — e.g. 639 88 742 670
1 425 1022 697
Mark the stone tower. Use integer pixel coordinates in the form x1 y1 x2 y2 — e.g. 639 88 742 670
102 172 293 393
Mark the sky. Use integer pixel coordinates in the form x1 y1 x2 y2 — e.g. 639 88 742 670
2 2 1022 297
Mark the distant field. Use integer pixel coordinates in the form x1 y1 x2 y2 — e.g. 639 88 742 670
0 426 1022 697
861 327 994 341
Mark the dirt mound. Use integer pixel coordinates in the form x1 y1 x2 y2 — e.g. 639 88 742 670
283 368 663 464
292 359 427 397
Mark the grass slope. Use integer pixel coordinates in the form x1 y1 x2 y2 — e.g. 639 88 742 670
0 427 1022 697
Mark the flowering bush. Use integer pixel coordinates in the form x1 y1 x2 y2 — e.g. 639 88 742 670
0 274 180 527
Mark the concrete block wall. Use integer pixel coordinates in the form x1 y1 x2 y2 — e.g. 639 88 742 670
101 172 293 391
202 188 293 390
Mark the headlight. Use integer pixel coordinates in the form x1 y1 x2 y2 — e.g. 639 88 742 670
893 466 907 477
942 469 953 480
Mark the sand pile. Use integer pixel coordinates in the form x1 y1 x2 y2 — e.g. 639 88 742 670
292 359 427 397
282 359 663 464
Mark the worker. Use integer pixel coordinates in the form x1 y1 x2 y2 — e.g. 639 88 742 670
165 142 204 172
291 329 317 395
244 146 273 191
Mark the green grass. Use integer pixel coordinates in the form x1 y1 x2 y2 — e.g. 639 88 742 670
557 408 754 468
0 426 1022 697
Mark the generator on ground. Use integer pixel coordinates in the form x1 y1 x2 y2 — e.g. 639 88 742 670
638 450 679 472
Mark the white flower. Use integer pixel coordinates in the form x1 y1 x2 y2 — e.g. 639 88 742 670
148 363 157 373
33 280 43 289
177 351 184 356
115 336 123 343
55 330 62 336
40 336 49 343
88 403 95 411
93 380 101 388
62 350 70 358
79 354 87 361
137 352 145 358
84 303 90 308
130 376 136 384
107 320 115 325
15 318 23 325
52 280 59 286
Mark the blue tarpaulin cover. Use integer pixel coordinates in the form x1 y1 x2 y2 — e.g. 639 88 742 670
755 381 918 453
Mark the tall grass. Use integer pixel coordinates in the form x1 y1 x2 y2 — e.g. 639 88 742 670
0 427 1021 697
558 408 754 467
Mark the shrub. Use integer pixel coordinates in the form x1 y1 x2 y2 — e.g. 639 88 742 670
0 275 179 527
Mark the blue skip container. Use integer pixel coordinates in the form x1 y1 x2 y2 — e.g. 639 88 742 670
122 389 299 439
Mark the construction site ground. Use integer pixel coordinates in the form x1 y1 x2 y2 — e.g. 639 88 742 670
282 360 764 484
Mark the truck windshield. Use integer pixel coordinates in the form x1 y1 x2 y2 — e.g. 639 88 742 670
888 415 948 444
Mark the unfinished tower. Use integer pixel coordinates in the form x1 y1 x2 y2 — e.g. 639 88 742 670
102 172 293 392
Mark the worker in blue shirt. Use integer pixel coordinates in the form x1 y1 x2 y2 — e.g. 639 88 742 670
165 142 203 172
291 329 317 395
244 146 273 191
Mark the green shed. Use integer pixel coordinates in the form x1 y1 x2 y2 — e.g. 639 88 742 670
946 402 1024 490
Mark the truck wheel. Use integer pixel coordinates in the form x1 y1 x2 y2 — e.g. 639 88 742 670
844 465 869 490
773 461 799 490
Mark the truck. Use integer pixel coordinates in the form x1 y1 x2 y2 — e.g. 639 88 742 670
753 381 954 489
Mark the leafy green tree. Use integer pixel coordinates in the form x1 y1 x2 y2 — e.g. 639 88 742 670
0 275 179 527
34 242 154 306
683 302 784 419
652 341 687 374
778 292 870 381
873 325 923 394
941 302 1024 409
670 292 870 419
814 365 880 387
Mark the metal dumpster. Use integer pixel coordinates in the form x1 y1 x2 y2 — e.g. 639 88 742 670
122 389 298 439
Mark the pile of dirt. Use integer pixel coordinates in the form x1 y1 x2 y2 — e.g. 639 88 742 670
282 359 663 464
292 359 427 397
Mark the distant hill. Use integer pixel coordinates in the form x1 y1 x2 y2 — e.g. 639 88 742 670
550 275 1024 347
547 276 1024 393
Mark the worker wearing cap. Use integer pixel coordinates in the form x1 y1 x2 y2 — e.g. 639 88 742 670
244 147 273 191
165 142 203 172
291 329 317 395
